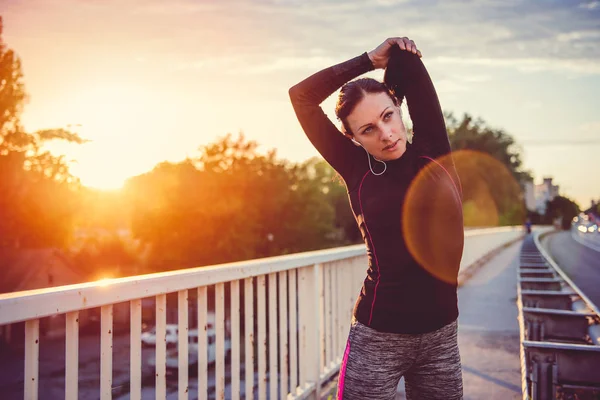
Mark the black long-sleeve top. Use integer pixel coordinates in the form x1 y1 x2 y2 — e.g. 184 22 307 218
289 47 464 334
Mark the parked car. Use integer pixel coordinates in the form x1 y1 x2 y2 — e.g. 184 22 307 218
141 324 179 348
148 328 231 371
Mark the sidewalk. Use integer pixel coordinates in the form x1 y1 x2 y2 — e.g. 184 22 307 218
396 240 523 399
455 239 522 399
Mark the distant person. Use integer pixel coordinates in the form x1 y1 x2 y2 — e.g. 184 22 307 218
525 218 532 234
289 37 464 399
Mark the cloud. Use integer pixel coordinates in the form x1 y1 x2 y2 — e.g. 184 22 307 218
579 1 600 9
5 0 600 77
429 56 600 75
523 101 542 110
435 80 470 94
237 56 338 74
258 0 600 76
556 30 600 42
461 74 492 83
170 0 600 77
578 121 600 132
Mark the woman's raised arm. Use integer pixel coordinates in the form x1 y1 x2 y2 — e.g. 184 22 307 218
288 53 374 179
384 44 451 159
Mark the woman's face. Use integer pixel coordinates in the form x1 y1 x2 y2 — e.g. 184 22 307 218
346 92 407 161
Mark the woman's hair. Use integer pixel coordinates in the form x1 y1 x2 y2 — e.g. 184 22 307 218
335 78 399 136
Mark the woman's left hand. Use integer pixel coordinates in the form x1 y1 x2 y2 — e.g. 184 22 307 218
368 37 422 69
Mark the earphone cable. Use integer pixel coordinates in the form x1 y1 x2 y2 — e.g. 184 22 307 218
364 147 387 176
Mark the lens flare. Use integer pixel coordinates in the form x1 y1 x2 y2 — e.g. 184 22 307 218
402 150 522 283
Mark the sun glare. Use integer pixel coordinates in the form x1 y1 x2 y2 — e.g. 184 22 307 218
95 277 114 287
57 82 165 190
72 163 127 190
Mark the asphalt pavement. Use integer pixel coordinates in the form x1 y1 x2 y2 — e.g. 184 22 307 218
543 229 600 308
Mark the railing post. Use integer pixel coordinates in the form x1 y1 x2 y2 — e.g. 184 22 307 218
197 287 208 400
215 282 226 400
321 265 327 371
130 300 142 400
298 263 322 400
65 311 79 400
314 263 323 397
178 290 189 400
289 270 298 396
268 272 278 400
156 294 167 399
24 319 39 400
257 275 267 399
101 305 113 400
244 278 255 400
231 280 241 400
278 271 289 400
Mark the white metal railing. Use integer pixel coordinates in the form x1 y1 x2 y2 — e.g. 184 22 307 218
0 244 368 400
0 226 529 400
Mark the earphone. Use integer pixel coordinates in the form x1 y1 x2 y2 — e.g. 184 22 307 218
352 139 387 176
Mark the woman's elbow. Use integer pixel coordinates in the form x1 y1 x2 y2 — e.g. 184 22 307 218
288 84 302 104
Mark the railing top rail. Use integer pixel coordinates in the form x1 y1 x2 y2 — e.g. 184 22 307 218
521 307 596 317
0 225 527 326
463 225 524 237
518 277 563 282
0 244 366 325
520 290 573 296
522 340 600 351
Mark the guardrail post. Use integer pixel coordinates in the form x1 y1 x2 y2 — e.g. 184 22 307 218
532 359 553 400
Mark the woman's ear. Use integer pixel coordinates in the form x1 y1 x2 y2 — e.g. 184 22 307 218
341 124 361 146
347 135 362 147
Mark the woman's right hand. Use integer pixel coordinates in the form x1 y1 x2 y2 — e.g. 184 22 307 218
368 37 422 69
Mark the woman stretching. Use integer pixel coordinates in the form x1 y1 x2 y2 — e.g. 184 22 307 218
289 37 464 399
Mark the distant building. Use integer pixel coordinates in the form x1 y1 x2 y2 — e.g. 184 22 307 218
525 177 560 215
585 199 599 218
524 180 536 213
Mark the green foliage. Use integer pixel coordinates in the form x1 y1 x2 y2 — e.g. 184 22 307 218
446 112 531 184
125 133 353 272
445 112 529 225
2 10 578 281
0 17 83 250
546 196 580 230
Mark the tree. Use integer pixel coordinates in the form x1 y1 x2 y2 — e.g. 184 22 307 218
445 112 532 184
546 196 580 230
124 133 347 272
0 17 83 250
297 158 361 244
445 112 529 226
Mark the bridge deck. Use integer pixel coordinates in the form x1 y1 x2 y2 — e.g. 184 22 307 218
396 240 523 399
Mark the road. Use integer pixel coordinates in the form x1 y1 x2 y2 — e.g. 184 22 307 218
543 229 600 308
0 329 251 400
0 332 157 400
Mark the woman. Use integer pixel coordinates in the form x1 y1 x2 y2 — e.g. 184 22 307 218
289 37 464 399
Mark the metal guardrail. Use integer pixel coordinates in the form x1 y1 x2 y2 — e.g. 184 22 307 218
517 231 600 400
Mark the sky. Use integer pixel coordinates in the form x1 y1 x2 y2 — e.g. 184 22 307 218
2 0 599 208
